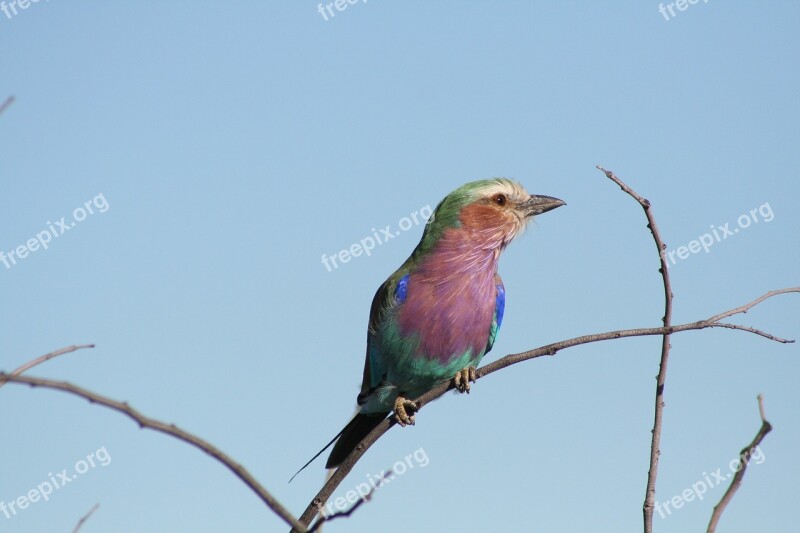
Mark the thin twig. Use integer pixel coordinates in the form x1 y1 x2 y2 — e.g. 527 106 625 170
294 288 797 527
706 288 800 323
757 392 767 421
0 95 14 116
706 395 772 533
0 373 306 532
709 322 791 342
72 503 100 533
9 344 95 376
596 165 674 533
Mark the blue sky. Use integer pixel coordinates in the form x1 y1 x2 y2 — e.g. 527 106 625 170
1 2 798 532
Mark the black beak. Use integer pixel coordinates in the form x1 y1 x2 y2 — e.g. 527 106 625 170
519 195 566 217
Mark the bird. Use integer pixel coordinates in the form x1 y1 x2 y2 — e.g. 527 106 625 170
294 178 564 477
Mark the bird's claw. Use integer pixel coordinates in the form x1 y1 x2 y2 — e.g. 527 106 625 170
453 366 477 393
393 396 419 427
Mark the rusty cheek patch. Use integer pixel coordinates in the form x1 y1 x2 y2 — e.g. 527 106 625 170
459 202 516 235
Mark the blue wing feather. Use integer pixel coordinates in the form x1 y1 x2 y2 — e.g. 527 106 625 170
485 281 505 355
395 274 410 303
495 283 505 330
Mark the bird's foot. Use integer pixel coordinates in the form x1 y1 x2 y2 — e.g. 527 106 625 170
393 396 419 427
453 366 477 393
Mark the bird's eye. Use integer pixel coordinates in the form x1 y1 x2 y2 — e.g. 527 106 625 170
494 194 507 206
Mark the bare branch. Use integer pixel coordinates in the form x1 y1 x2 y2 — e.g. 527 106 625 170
2 317 794 528
295 288 797 527
0 373 306 533
0 289 794 532
596 165 675 533
72 503 100 533
707 395 772 533
0 155 789 533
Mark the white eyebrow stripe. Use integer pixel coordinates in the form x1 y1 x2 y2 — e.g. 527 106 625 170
479 180 529 201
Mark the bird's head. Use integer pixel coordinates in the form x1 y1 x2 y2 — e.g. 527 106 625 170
416 178 565 254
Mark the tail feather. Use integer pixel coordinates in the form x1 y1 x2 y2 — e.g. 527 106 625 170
289 412 388 483
288 427 343 483
326 413 387 469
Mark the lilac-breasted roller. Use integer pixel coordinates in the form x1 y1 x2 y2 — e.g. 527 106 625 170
300 179 564 474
